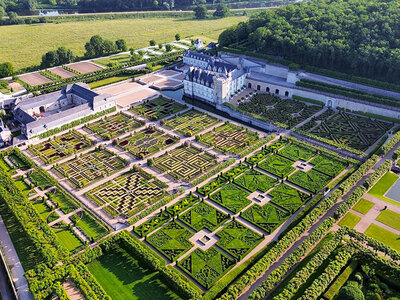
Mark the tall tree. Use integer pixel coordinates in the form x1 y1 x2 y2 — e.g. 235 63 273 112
194 4 207 19
0 62 14 78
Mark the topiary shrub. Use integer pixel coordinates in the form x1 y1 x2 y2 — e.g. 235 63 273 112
338 285 365 300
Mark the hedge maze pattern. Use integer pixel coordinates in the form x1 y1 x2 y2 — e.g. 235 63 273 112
152 145 217 181
278 143 315 161
117 127 179 159
162 109 220 136
242 203 291 234
268 183 311 213
179 202 230 232
130 96 186 120
86 169 166 217
216 220 263 260
147 221 194 261
84 113 144 140
258 155 295 178
234 169 278 193
307 111 392 151
198 122 259 154
288 169 332 193
29 130 92 164
310 155 348 177
178 247 235 289
54 149 127 188
209 183 251 213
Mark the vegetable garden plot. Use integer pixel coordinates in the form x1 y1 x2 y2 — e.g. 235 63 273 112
268 183 312 213
209 183 252 213
117 127 179 159
278 143 316 162
29 130 92 164
179 201 230 232
288 169 332 193
162 109 220 136
241 203 291 234
147 220 194 261
258 154 295 178
177 247 235 289
53 149 127 188
310 154 348 177
198 122 260 154
134 193 200 237
84 113 144 140
152 145 217 181
234 169 278 193
307 111 392 151
130 96 186 120
215 220 263 260
86 169 166 217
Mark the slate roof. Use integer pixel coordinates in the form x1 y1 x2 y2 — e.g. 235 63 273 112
184 50 213 63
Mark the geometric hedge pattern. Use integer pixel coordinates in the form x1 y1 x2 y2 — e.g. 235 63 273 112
268 183 312 213
209 183 251 213
179 202 230 232
288 169 332 194
147 221 194 261
216 220 263 260
178 247 235 289
234 169 278 193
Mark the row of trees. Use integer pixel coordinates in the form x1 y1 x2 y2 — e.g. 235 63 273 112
219 0 400 83
193 3 229 19
85 35 127 58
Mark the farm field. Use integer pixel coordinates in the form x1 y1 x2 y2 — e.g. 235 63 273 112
53 148 127 188
87 246 182 300
29 130 92 164
116 126 179 159
198 122 259 154
130 96 187 120
86 168 167 217
0 16 248 70
152 144 217 181
162 109 220 136
84 113 144 140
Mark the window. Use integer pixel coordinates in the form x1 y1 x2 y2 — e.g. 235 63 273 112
285 91 289 97
275 89 280 95
257 85 261 91
248 83 252 88
266 87 270 92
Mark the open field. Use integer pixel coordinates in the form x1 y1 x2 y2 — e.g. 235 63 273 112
88 246 182 300
0 16 248 70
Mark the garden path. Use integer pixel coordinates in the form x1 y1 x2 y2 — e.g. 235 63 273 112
0 216 33 300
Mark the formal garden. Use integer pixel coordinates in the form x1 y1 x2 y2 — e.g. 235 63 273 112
300 111 393 152
86 167 167 217
236 93 323 128
84 112 144 140
28 130 93 164
130 96 187 120
115 126 179 159
197 121 260 154
161 108 220 136
53 147 127 188
151 144 217 181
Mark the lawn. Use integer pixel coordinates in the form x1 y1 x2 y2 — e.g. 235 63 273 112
364 223 400 252
376 209 400 231
71 211 109 241
0 16 248 70
53 224 83 252
369 171 399 205
89 74 133 89
338 212 361 229
32 201 52 222
353 198 375 215
94 54 132 67
87 246 182 300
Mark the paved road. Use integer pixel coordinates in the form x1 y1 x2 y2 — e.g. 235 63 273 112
0 260 14 300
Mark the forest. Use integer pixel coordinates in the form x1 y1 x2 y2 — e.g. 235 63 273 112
218 0 400 83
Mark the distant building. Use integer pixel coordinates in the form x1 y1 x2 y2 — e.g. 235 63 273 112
14 82 115 139
194 39 204 50
0 120 11 147
183 51 298 105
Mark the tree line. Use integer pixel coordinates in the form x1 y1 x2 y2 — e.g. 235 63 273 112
218 0 400 83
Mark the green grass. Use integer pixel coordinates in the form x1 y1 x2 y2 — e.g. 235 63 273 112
33 201 52 222
87 246 182 300
72 211 109 241
338 212 361 229
353 198 374 215
0 16 248 70
209 183 251 213
94 54 132 67
0 158 14 174
376 209 400 231
369 171 400 207
88 74 133 89
14 178 33 197
364 223 400 252
0 199 45 271
53 225 83 252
